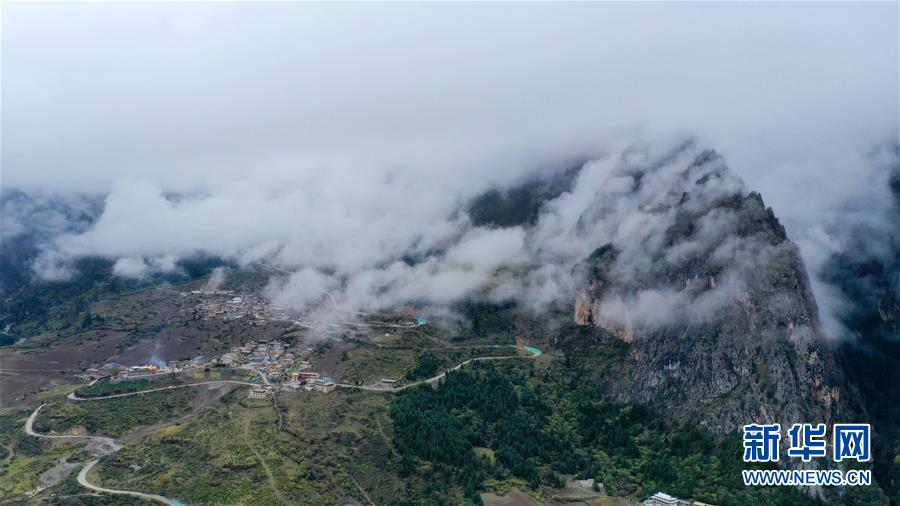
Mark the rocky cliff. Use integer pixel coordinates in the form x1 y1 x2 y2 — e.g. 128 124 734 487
566 143 842 434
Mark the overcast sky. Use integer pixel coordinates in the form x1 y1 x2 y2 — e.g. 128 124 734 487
2 2 898 331
4 2 896 195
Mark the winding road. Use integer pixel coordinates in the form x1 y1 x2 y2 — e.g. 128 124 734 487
67 380 258 401
25 404 113 442
25 343 544 504
77 459 177 505
337 345 543 392
26 404 175 505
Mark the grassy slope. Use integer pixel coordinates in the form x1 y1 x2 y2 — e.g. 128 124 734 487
339 342 535 386
35 388 196 438
0 384 198 502
94 387 407 505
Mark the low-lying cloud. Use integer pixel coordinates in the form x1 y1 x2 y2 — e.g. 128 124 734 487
12 137 900 340
2 2 897 337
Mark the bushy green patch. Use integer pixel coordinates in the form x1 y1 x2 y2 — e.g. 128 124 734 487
0 255 134 346
0 427 81 501
96 387 409 505
340 346 419 385
75 376 182 398
405 352 445 380
98 398 322 505
388 361 833 506
0 413 19 447
34 388 196 438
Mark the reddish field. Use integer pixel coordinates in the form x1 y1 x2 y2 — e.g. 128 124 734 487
0 331 127 406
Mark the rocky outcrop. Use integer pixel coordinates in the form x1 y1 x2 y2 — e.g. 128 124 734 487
574 285 595 326
571 143 842 434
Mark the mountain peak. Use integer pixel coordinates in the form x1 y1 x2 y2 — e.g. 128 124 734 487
566 149 840 434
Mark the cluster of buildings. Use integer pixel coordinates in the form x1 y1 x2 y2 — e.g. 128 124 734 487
78 367 114 382
644 492 714 506
214 339 338 394
285 371 337 393
248 385 275 399
184 289 292 324
119 364 169 379
77 362 173 382
78 336 342 398
218 339 308 380
78 355 212 384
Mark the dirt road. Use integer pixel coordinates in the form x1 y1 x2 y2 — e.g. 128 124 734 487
25 404 113 443
67 379 257 401
27 384 237 505
337 345 542 392
26 404 173 505
78 459 177 505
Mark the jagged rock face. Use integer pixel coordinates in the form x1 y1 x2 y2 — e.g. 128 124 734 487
574 284 596 326
571 143 841 434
